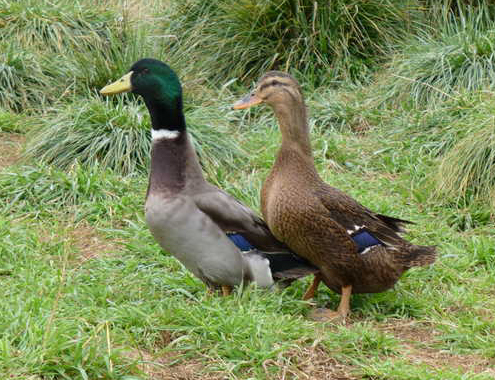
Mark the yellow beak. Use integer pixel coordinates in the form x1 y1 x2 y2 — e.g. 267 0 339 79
100 71 133 95
232 93 263 109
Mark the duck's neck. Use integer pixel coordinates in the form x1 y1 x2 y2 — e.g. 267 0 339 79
146 99 205 196
145 97 186 132
272 100 313 158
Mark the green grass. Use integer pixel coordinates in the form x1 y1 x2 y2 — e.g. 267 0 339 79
378 3 495 107
0 42 52 112
0 108 32 133
23 96 152 176
0 0 165 111
162 0 420 85
0 0 116 52
23 95 245 176
437 118 495 209
2 0 495 379
0 163 141 222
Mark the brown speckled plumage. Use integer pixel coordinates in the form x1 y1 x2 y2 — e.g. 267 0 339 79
234 71 436 318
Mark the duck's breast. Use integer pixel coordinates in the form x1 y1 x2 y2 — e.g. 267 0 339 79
145 194 244 286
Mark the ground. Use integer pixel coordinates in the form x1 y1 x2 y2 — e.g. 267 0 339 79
1 125 494 379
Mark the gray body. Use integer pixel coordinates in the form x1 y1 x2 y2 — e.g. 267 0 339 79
145 132 276 288
146 193 245 287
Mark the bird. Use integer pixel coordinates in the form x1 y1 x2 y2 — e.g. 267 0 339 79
100 59 317 296
233 71 436 320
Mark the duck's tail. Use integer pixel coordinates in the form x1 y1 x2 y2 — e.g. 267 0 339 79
229 233 318 285
241 250 318 288
398 244 437 268
265 251 319 280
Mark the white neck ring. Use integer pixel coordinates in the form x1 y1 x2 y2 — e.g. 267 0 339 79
152 129 180 140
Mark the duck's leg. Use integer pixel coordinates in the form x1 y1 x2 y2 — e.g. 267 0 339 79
302 273 321 300
336 285 352 317
221 285 232 296
309 285 352 322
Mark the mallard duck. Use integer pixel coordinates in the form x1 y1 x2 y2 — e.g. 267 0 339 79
233 71 436 319
100 59 317 295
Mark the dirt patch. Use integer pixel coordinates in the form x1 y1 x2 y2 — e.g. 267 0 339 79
126 341 359 380
69 222 118 265
37 221 118 265
266 342 358 380
0 132 24 169
380 319 495 376
350 116 372 135
127 349 227 380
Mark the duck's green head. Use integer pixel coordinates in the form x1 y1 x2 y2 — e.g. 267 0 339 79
101 59 185 132
101 58 181 100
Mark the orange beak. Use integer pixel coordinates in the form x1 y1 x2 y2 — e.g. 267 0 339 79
232 93 263 109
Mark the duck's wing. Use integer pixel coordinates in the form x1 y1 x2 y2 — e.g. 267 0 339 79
194 187 319 279
316 183 412 249
192 185 290 252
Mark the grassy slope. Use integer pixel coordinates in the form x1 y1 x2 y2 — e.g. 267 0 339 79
1 2 495 380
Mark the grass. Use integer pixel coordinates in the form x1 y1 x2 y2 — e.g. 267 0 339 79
23 95 245 176
0 163 141 222
0 0 116 52
0 0 165 111
0 42 52 112
437 117 495 208
23 96 152 176
162 0 420 85
1 0 495 379
378 3 495 107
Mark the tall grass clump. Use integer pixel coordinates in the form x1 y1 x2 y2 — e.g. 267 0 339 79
0 0 164 108
0 43 52 112
163 0 419 85
0 0 117 52
421 0 495 20
24 95 244 175
69 24 163 94
0 108 32 133
24 96 150 175
379 4 495 106
42 22 164 99
437 112 495 209
0 163 128 217
53 0 166 95
0 0 120 111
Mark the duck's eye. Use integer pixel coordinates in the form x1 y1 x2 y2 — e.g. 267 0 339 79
142 68 150 74
271 80 280 86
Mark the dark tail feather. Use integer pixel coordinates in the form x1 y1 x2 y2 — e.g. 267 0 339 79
377 214 414 232
265 252 319 280
400 245 437 268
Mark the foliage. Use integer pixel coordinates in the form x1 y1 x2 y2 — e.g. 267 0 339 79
437 110 495 208
379 4 495 106
421 0 495 20
24 96 151 175
24 95 244 175
0 163 131 218
0 43 52 112
163 0 420 85
0 0 116 52
0 0 163 111
0 108 32 133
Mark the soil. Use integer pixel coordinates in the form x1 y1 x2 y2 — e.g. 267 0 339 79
0 132 24 169
380 319 495 376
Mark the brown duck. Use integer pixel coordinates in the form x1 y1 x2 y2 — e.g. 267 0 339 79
233 71 436 320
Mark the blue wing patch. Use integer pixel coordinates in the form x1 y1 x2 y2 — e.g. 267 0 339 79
351 228 383 253
227 233 256 251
